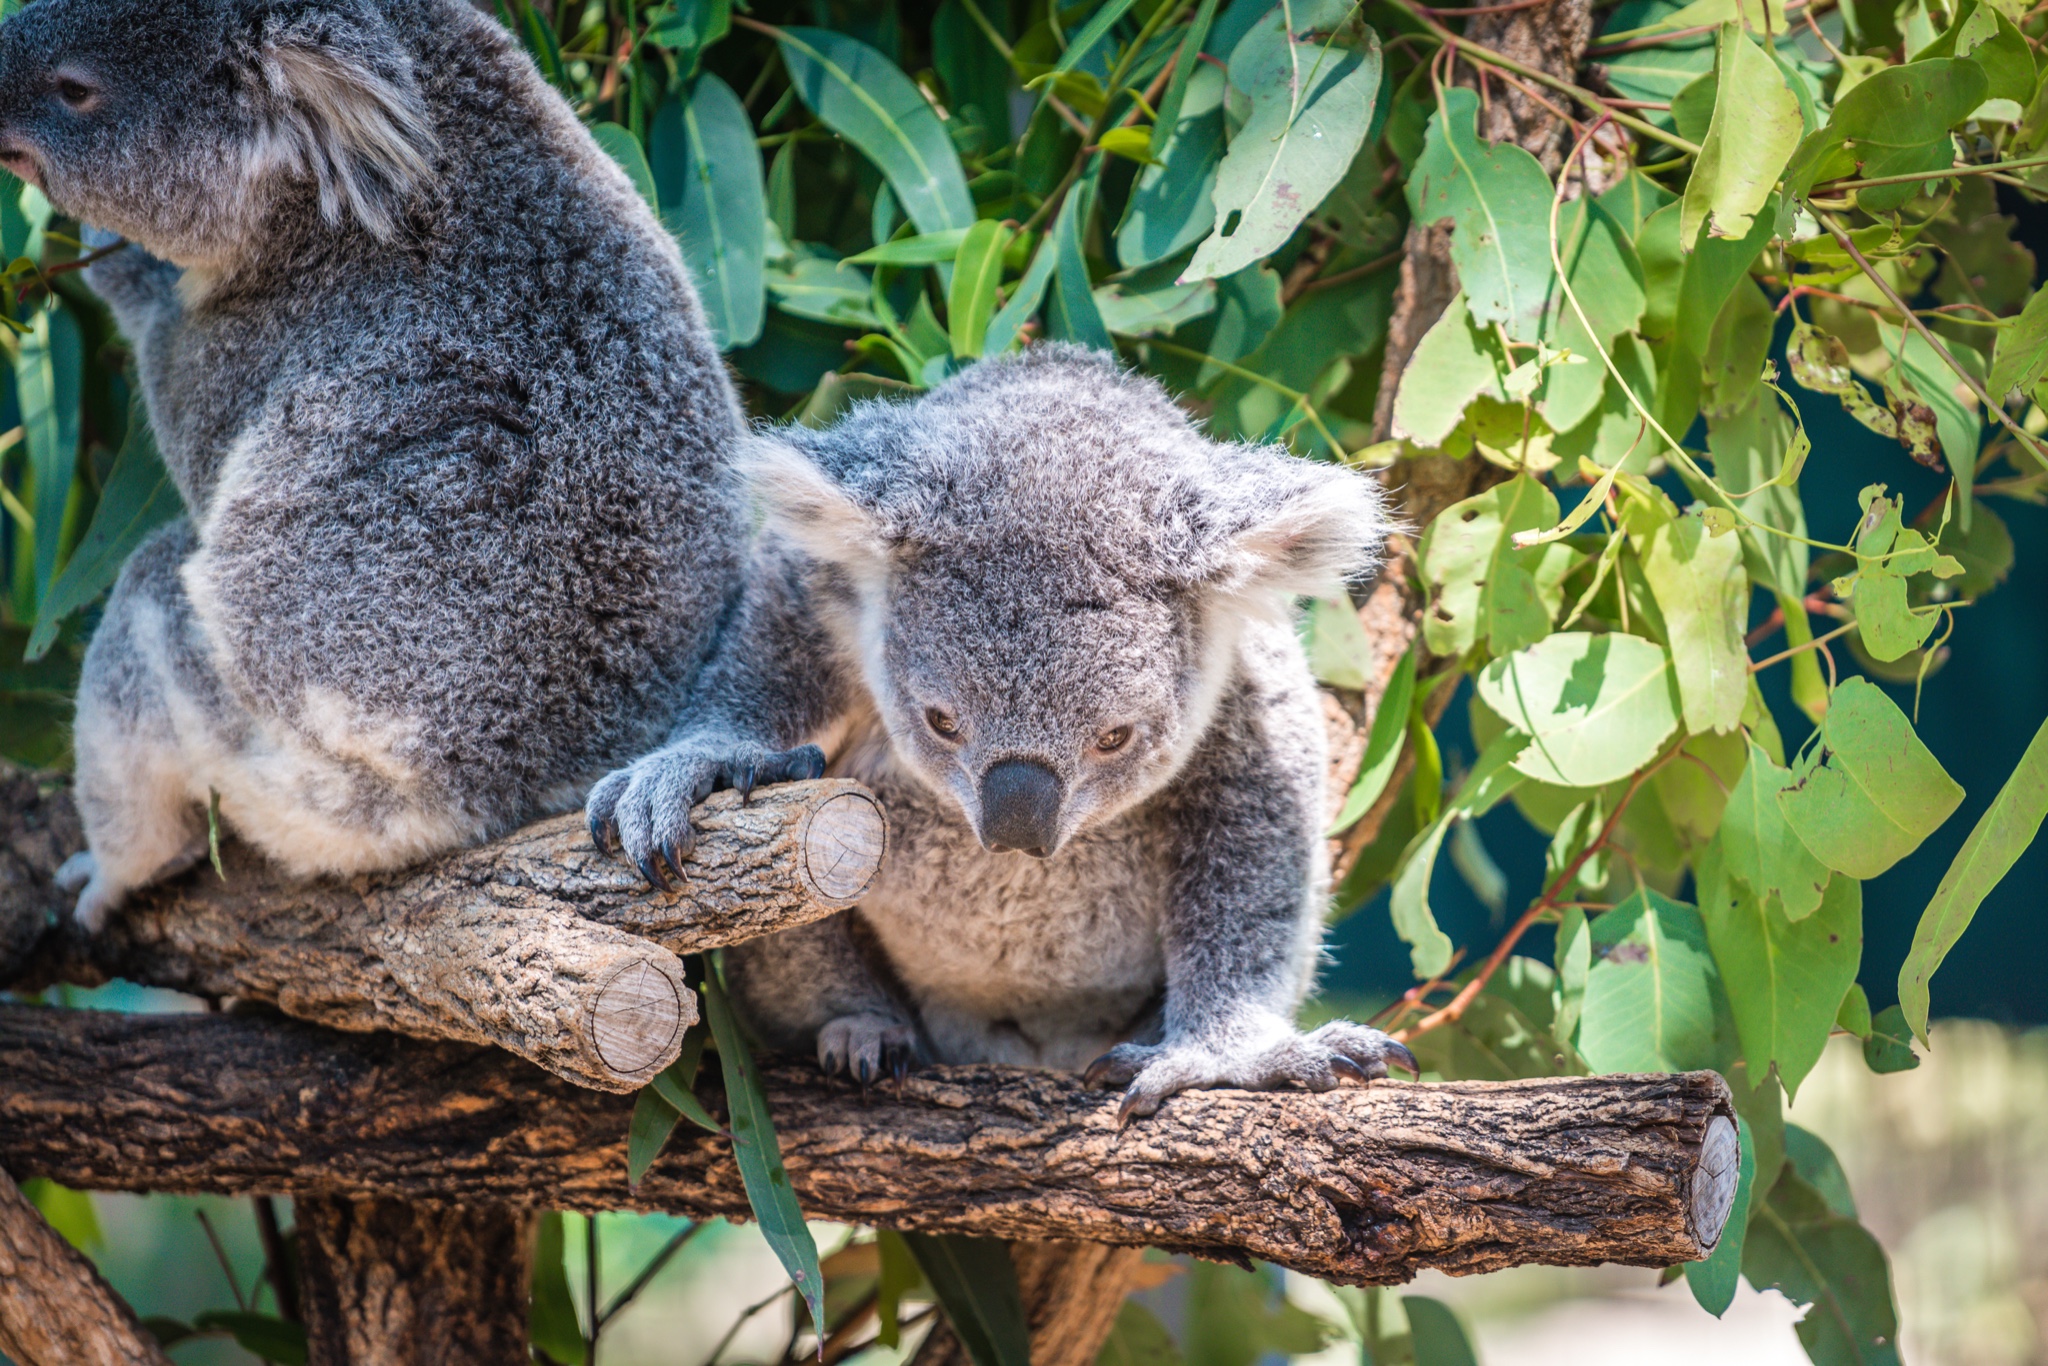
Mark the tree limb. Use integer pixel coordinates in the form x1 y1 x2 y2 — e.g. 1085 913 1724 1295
0 1163 174 1366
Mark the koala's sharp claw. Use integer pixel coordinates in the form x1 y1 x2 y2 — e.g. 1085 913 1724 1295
795 745 827 781
1115 1087 1148 1129
822 1049 840 1076
1385 1040 1418 1076
637 855 672 893
1330 1054 1374 1084
1083 1054 1117 1089
587 812 609 852
857 1056 872 1086
735 762 758 802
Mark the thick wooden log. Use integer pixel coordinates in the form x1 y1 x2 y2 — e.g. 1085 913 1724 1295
295 1195 534 1366
0 1005 1737 1287
0 1164 174 1366
0 772 886 1093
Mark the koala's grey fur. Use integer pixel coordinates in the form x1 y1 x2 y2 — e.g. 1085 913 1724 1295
588 346 1415 1116
0 0 746 926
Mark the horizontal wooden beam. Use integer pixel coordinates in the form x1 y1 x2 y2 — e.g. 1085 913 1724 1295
0 1004 1735 1286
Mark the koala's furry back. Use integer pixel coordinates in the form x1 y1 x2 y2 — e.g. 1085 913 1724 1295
76 0 746 876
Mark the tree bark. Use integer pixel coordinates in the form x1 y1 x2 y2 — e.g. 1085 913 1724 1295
0 773 885 1093
295 1195 535 1366
0 1164 174 1366
0 1004 1738 1288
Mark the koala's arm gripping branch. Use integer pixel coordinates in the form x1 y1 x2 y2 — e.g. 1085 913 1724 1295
0 769 886 1094
0 1003 1739 1287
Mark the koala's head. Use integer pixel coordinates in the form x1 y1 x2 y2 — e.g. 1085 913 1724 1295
0 0 437 264
749 345 1387 858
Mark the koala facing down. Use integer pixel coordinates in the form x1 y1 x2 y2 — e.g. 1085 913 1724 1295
0 0 747 926
588 347 1416 1118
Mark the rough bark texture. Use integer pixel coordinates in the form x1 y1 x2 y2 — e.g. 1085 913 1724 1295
0 773 885 1093
0 1005 1737 1288
295 1195 535 1366
0 1164 174 1366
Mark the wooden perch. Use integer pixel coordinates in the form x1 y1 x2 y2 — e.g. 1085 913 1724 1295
0 1004 1738 1287
0 770 886 1093
0 1164 174 1366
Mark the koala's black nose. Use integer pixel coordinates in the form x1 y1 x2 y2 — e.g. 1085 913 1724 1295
978 759 1062 857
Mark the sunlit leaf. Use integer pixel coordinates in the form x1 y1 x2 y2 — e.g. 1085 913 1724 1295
948 220 1013 359
1575 889 1724 1074
1404 86 1555 340
1680 25 1801 247
1477 632 1682 788
1718 740 1831 922
590 121 657 208
1636 507 1747 735
1120 64 1226 268
1416 475 1565 658
1328 640 1417 836
1778 676 1964 879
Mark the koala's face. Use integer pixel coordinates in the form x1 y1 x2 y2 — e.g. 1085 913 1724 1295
0 0 433 262
0 0 251 259
870 542 1208 857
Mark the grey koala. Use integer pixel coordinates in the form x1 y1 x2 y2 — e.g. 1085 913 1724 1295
0 0 746 927
588 346 1417 1118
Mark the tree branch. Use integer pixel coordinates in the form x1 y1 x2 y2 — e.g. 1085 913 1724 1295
0 1163 174 1366
0 1004 1738 1288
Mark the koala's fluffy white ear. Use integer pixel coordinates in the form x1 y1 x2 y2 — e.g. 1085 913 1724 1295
1202 454 1391 600
255 28 437 240
741 436 890 568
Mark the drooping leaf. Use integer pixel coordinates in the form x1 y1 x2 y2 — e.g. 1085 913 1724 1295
933 0 1013 154
1540 194 1646 433
1184 1 1382 282
28 402 180 661
1403 1296 1479 1366
529 1212 587 1366
1048 170 1111 350
1743 1172 1903 1366
874 1228 925 1348
1680 25 1802 248
1786 1124 1860 1219
845 230 973 266
1635 507 1747 735
1899 713 2048 1044
1878 322 1984 523
1685 1113 1756 1318
1699 844 1862 1098
703 964 824 1337
1098 1299 1181 1366
654 74 766 348
1918 0 2037 105
948 219 1013 359
1575 889 1725 1074
16 302 81 607
1183 1262 1330 1366
1477 632 1683 788
1837 981 1874 1040
1778 676 1964 879
1719 740 1831 922
1330 641 1417 835
1389 728 1528 979
1389 292 1506 446
983 231 1058 356
1827 58 1988 211
900 1233 1029 1366
1862 1003 1922 1073
192 1311 308 1366
1989 282 2048 399
1120 64 1226 268
777 27 976 237
1416 475 1567 658
1404 86 1556 340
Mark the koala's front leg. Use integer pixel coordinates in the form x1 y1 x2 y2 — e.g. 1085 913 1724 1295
1084 712 1414 1121
80 227 183 347
585 738 827 890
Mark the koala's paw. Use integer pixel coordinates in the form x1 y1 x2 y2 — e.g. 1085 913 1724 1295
817 1013 920 1086
586 742 827 891
58 853 123 933
1084 1021 1417 1125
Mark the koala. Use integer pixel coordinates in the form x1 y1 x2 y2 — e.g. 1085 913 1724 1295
588 346 1416 1119
0 0 747 927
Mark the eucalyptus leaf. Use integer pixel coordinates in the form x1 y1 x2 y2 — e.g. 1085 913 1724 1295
1404 86 1556 340
1635 507 1747 735
16 303 80 608
1576 889 1725 1074
1477 632 1683 789
900 1233 1029 1366
1685 1113 1756 1317
1416 475 1566 658
1743 1172 1904 1366
1680 25 1802 248
654 74 766 349
1778 676 1964 879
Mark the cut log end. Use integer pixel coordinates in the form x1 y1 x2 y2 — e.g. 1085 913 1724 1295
798 788 887 908
587 955 691 1082
1688 1113 1740 1253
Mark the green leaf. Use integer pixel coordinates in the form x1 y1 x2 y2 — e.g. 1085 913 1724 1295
1539 195 1646 433
654 75 766 349
529 1212 587 1366
16 302 81 607
1827 58 1987 212
1390 729 1528 979
1989 282 2048 398
1743 1172 1903 1366
1097 1300 1182 1366
646 0 730 74
1837 982 1873 1039
28 402 180 661
1576 889 1724 1074
1700 845 1862 1098
949 220 1013 359
778 27 976 237
1096 126 1158 165
1601 0 1789 42
1193 264 1284 389
1477 632 1683 789
1120 64 1225 268
1185 3 1382 282
1049 170 1112 349
192 1311 308 1366
1403 1296 1479 1366
1786 1124 1859 1219
1699 387 1810 604
1328 640 1417 836
1635 508 1747 735
1045 0 1142 79
1389 291 1505 446
1406 985 1586 1081
934 0 1013 153
845 229 973 265
20 1177 99 1251
874 1228 924 1349
1918 0 2036 105
1899 712 2048 1044
983 231 1058 355
1655 199 1778 437
1680 25 1802 248
900 1233 1029 1366
767 252 881 329
1094 271 1216 338
1878 322 1984 523
1719 740 1832 922
1404 85 1556 340
1862 1002 1922 1073
628 1087 682 1188
1778 676 1964 879
704 963 824 1338
1416 475 1566 658
1183 1262 1330 1366
589 122 657 209
1685 1113 1756 1318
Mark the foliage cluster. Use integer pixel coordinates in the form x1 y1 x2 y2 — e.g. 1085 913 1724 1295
12 0 2048 1360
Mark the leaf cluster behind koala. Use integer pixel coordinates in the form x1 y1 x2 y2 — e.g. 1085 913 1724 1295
0 0 748 926
589 346 1416 1118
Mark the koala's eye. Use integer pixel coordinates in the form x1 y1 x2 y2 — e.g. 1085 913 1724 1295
925 707 960 739
1094 725 1132 754
55 78 97 111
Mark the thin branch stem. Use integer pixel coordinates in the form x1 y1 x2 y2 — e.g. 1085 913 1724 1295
1823 152 2048 192
598 1221 705 1327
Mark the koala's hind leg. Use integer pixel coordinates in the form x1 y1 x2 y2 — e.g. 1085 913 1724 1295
725 915 923 1084
67 523 227 928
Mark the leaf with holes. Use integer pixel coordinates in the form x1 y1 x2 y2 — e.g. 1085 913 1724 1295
1680 25 1802 248
1575 889 1724 1074
1404 86 1555 340
1779 677 1965 879
1416 475 1570 659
